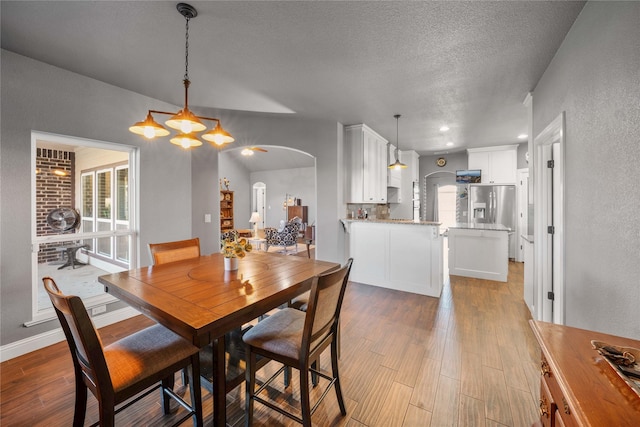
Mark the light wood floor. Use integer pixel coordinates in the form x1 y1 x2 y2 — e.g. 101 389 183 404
0 262 540 426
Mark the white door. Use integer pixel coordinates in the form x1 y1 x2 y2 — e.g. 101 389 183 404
534 113 565 324
516 169 529 262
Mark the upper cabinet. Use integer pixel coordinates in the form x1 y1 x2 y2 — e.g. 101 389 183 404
467 145 518 184
387 144 401 189
345 124 388 203
388 150 419 204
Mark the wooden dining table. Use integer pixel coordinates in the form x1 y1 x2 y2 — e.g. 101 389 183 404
98 250 339 427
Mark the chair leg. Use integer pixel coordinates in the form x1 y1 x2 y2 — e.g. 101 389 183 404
182 367 189 386
98 397 116 427
284 366 292 387
72 370 87 427
189 355 204 427
245 350 257 427
330 339 347 416
299 365 312 427
311 358 319 387
161 374 175 415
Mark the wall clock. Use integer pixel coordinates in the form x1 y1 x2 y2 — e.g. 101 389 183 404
436 157 447 167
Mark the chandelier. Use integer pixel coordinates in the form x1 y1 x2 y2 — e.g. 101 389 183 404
388 114 407 170
129 3 234 149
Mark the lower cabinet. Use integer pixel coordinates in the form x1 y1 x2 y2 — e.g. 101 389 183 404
448 227 509 282
346 221 443 297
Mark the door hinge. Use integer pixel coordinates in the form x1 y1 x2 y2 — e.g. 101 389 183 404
547 160 555 168
547 291 555 301
547 226 555 234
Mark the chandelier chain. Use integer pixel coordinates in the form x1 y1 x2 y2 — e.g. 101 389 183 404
184 15 190 81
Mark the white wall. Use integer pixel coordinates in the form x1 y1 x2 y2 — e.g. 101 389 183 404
191 111 344 264
532 2 640 338
1 50 194 345
251 167 316 228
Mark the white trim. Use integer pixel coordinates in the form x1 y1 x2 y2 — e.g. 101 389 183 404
466 144 519 154
25 293 119 326
516 168 529 263
1 306 140 362
31 131 140 318
533 112 565 324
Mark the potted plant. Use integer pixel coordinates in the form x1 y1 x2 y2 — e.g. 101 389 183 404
221 236 252 270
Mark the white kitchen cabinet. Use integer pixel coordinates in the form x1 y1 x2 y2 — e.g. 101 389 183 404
345 124 388 203
388 150 419 206
387 144 401 189
408 150 420 183
346 221 443 297
448 226 509 282
467 145 518 184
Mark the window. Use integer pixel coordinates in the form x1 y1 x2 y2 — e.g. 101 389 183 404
81 164 130 265
30 131 138 325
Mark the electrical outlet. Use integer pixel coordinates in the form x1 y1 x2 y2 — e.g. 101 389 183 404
91 305 106 316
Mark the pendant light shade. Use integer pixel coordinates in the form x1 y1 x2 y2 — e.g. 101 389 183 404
388 114 408 170
170 132 203 149
165 107 207 133
202 121 235 146
128 3 234 149
129 112 171 139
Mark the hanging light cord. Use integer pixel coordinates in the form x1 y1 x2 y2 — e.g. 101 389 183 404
396 115 400 155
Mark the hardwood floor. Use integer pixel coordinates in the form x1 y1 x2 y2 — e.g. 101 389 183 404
0 262 540 426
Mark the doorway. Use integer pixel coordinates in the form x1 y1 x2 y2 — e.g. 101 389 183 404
423 171 456 233
252 182 266 229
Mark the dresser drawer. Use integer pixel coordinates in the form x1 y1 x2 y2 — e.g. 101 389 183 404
540 353 577 427
539 374 555 427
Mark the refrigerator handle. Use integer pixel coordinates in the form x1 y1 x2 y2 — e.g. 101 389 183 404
489 191 493 222
491 191 496 223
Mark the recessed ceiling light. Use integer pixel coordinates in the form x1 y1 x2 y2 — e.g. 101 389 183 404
446 142 454 147
439 125 450 132
518 134 528 140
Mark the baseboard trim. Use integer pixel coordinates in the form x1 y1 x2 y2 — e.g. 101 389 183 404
0 306 139 362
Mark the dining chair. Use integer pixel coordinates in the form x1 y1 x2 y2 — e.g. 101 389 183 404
243 258 353 427
43 277 203 427
148 237 200 266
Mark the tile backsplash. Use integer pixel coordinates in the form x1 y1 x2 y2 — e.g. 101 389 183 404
346 203 390 219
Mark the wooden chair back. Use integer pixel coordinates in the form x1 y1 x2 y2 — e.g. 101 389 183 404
148 237 200 265
43 277 111 395
301 258 353 357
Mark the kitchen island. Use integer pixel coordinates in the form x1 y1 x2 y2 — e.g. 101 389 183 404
448 223 511 282
342 219 444 297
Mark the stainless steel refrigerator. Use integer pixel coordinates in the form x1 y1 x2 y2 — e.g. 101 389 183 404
462 184 517 258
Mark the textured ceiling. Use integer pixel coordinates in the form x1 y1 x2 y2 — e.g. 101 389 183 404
1 1 585 158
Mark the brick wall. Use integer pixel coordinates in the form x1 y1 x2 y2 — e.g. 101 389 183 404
36 148 76 263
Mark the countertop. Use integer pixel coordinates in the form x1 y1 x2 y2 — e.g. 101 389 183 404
341 218 441 226
448 223 511 231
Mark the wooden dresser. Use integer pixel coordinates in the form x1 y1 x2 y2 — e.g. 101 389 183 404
530 320 640 426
